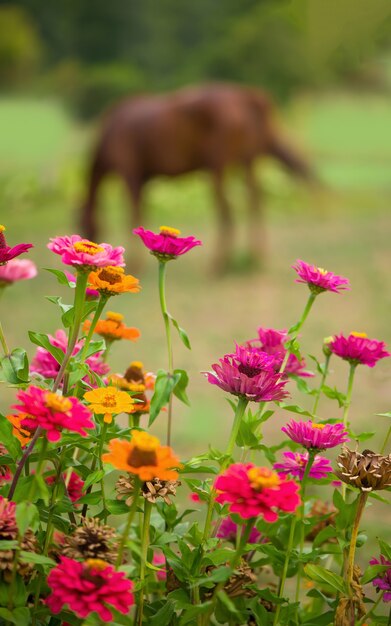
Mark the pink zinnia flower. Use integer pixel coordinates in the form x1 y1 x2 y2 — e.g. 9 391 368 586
48 235 125 269
205 343 289 403
282 419 349 451
152 553 167 581
329 332 390 368
246 327 313 378
65 271 99 299
45 557 134 621
215 463 300 521
0 258 37 285
369 555 391 602
0 225 33 265
14 386 94 442
292 259 350 295
133 226 201 260
217 516 261 544
273 451 333 480
46 471 84 503
189 492 201 503
31 329 109 383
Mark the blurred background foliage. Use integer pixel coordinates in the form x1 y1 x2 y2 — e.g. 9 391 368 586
0 0 390 118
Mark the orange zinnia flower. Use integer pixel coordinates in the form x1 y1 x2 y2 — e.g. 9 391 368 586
6 413 33 446
83 312 140 342
110 362 155 413
84 386 135 424
102 430 181 481
88 266 140 296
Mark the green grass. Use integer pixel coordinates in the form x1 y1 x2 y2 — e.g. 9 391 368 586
0 91 390 562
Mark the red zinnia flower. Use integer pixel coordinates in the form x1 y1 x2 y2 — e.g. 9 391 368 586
0 225 33 266
215 463 300 521
14 386 94 442
45 557 134 621
292 259 350 295
133 226 201 260
330 332 390 368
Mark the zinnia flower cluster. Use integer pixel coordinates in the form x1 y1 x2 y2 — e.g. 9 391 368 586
215 463 300 521
246 327 313 378
329 332 390 368
134 226 201 260
45 557 134 621
205 343 289 403
14 386 94 442
48 235 125 269
273 451 333 480
31 329 109 383
0 225 33 265
0 258 37 285
292 259 350 295
369 555 391 602
282 419 349 451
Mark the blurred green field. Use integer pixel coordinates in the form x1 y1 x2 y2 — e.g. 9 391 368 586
0 91 390 561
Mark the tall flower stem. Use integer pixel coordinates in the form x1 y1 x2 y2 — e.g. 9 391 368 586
8 428 42 499
116 478 141 569
202 397 248 543
79 294 108 362
295 450 316 603
341 363 357 500
357 591 384 625
279 292 317 375
381 426 391 455
0 320 9 355
98 421 108 523
345 492 368 592
312 353 331 418
27 437 48 502
137 499 152 626
158 261 174 445
273 514 297 626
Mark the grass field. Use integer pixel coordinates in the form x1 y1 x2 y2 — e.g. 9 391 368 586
0 90 390 561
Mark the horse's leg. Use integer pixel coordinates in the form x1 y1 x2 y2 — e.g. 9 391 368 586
245 162 265 265
211 169 234 273
124 176 144 271
80 153 107 241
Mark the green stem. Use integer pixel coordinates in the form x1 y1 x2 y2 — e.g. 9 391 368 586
273 514 297 626
79 294 108 362
137 500 152 626
357 591 384 625
0 319 9 355
295 450 316 603
202 397 248 543
381 426 391 455
342 363 357 429
279 292 317 376
116 478 141 568
312 354 331 418
158 261 174 445
81 454 98 519
27 437 48 502
345 492 368 593
98 422 108 523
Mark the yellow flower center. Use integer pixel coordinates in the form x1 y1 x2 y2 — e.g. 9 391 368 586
101 393 118 408
130 361 144 370
160 226 181 237
97 266 124 284
316 266 328 275
247 467 280 491
311 423 325 430
106 311 124 323
45 393 72 413
85 558 108 571
295 454 305 466
0 225 5 233
350 331 367 338
127 430 160 467
73 240 104 255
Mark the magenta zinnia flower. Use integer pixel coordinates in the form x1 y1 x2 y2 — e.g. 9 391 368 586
133 226 201 260
205 344 289 403
369 555 391 602
45 557 134 621
48 235 125 269
329 332 390 368
246 327 313 378
0 225 33 266
31 329 109 383
217 516 262 544
292 259 350 295
46 471 84 503
282 419 349 451
215 463 300 521
273 451 333 480
14 386 94 442
0 259 37 285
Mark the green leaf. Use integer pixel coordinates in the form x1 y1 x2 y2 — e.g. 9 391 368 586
0 413 22 460
169 314 191 349
377 412 391 419
45 268 75 286
322 385 346 408
0 540 19 550
278 403 313 418
28 331 64 364
16 502 39 536
0 348 30 384
149 369 181 426
149 600 176 625
179 601 214 625
83 469 106 490
46 295 75 327
379 540 391 561
78 339 106 360
173 369 190 405
361 564 390 585
19 551 55 566
304 564 348 594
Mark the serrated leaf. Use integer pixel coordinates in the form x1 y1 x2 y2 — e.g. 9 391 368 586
28 331 64 364
304 564 348 594
0 348 30 384
173 369 190 405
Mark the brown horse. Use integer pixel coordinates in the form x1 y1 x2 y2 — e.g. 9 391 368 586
80 83 315 269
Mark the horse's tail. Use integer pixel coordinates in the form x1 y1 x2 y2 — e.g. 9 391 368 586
267 133 319 183
80 142 110 240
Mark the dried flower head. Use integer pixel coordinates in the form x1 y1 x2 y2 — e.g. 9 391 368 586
116 474 180 505
61 518 118 565
335 448 391 492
